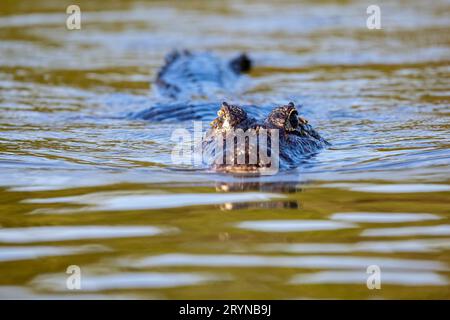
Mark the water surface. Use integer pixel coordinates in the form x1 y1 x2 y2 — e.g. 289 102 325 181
0 0 449 299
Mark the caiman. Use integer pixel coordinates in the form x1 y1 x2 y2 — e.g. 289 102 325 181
131 50 329 172
202 101 328 173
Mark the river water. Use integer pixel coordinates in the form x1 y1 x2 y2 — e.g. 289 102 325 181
0 0 449 299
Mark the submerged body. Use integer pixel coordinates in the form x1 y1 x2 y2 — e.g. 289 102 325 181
130 50 262 121
132 50 328 172
155 50 251 100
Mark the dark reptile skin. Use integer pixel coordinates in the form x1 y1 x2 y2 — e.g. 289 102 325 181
130 51 328 171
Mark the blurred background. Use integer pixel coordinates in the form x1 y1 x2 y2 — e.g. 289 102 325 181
0 0 449 299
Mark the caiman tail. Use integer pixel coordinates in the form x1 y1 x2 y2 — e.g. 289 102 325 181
129 50 254 121
155 50 252 101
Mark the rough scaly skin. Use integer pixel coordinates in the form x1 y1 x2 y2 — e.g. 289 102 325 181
203 102 329 173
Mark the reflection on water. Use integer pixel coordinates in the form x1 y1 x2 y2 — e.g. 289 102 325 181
216 180 300 210
0 0 449 299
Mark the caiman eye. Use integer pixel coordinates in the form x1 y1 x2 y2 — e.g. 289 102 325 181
287 110 299 130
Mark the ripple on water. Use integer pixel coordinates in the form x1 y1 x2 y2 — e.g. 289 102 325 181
0 286 139 300
322 183 450 193
255 239 450 254
236 220 357 232
330 212 441 223
116 254 447 271
0 226 175 243
362 225 450 237
290 271 448 286
0 245 109 262
32 272 228 292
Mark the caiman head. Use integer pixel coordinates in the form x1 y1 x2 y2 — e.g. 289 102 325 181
204 102 328 174
264 102 306 133
264 102 329 163
210 102 250 130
